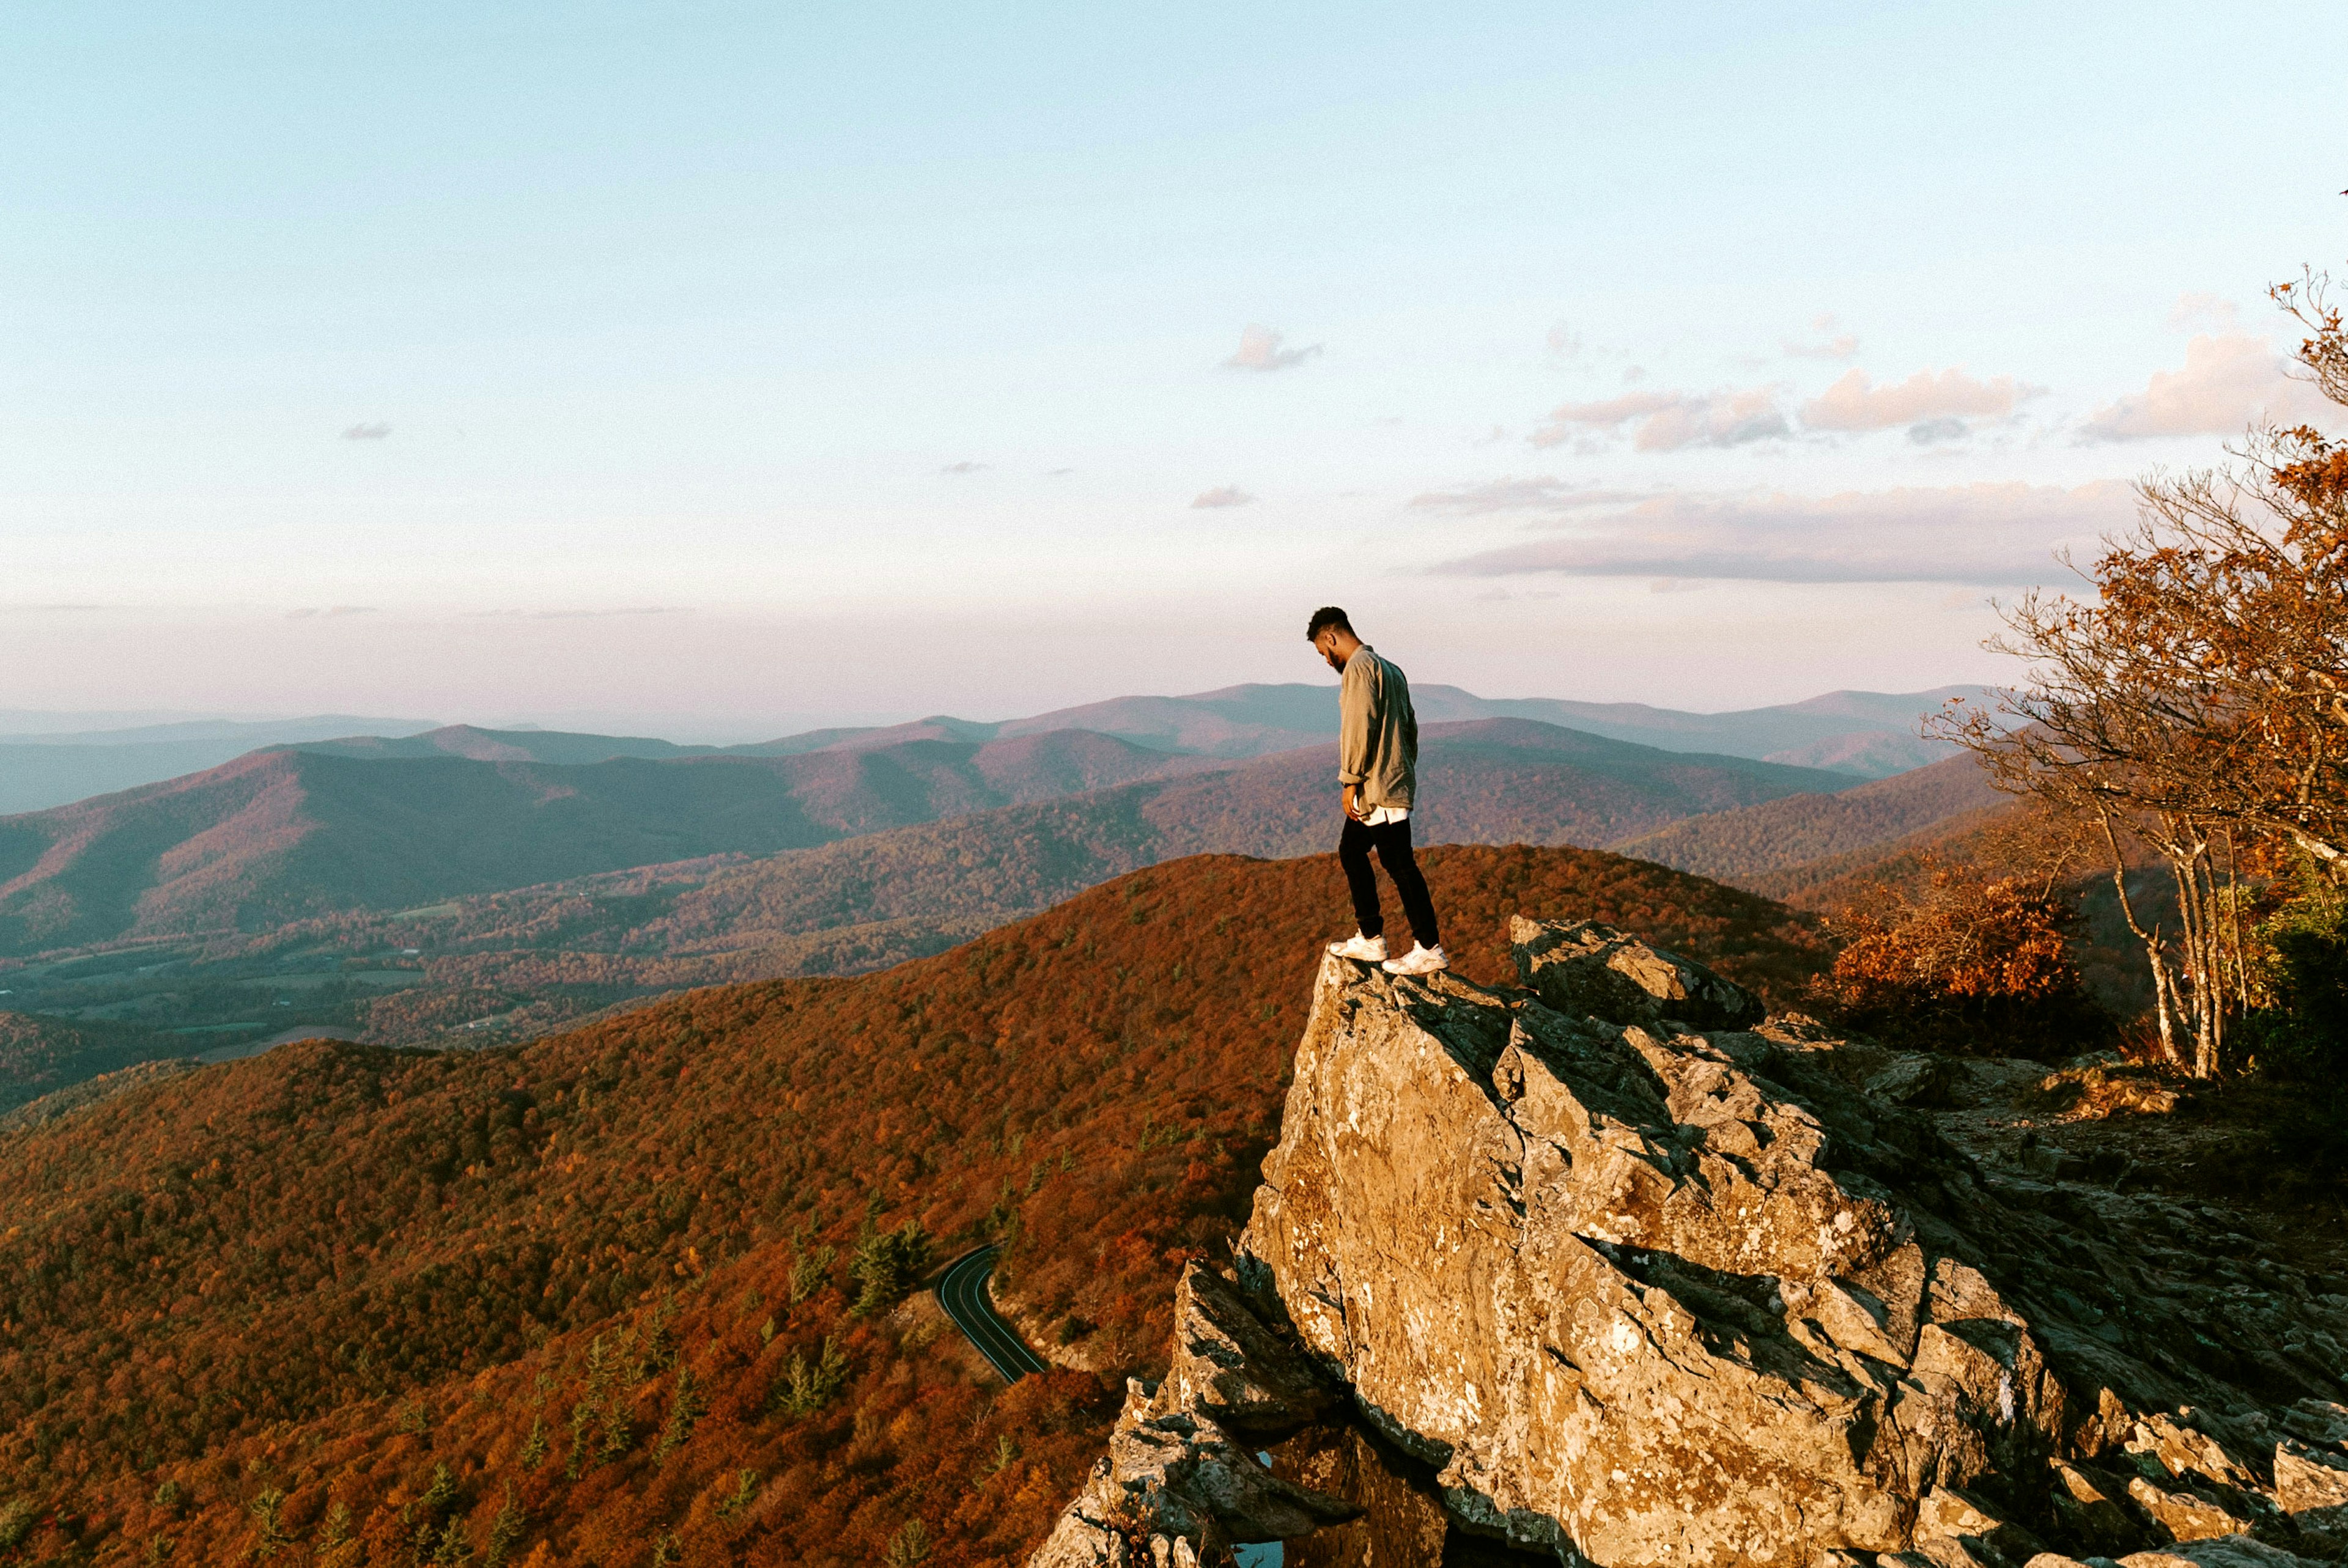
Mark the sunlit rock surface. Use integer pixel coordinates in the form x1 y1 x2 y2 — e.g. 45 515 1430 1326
1036 918 2348 1567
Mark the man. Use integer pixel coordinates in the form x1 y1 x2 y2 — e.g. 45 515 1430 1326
1308 606 1447 976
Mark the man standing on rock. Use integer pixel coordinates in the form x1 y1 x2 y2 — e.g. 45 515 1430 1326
1309 607 1448 975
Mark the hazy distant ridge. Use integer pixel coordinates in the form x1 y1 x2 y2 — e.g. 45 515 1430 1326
0 718 1851 958
0 683 1969 814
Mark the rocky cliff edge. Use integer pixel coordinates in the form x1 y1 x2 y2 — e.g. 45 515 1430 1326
1030 916 2348 1567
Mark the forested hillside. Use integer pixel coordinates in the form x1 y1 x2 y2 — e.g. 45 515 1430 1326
0 1010 173 1113
1608 751 2004 887
0 731 1209 955
621 718 1850 959
0 845 1827 1566
0 721 1855 1102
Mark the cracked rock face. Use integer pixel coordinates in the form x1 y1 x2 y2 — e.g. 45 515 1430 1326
1507 916 1767 1033
1034 916 2348 1567
1027 1263 1355 1567
1227 920 2348 1566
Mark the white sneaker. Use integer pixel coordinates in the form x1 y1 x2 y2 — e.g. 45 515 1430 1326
1381 943 1449 976
1327 932 1387 962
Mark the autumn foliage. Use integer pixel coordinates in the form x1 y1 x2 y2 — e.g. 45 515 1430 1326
1939 266 2348 1074
1812 858 2110 1055
0 845 1826 1566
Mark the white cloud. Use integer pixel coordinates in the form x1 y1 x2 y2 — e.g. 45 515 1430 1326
2079 332 2328 441
1530 388 1789 451
286 606 379 619
2168 292 2240 333
1802 367 2040 433
341 422 391 441
1191 485 1255 509
462 607 690 620
1431 480 2133 585
1409 477 1652 515
1546 322 1584 360
1223 324 1321 372
939 460 988 475
1784 313 1859 360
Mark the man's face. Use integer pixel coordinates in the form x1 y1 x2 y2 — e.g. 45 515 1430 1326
1314 630 1346 672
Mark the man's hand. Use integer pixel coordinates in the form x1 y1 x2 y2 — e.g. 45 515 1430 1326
1342 784 1365 822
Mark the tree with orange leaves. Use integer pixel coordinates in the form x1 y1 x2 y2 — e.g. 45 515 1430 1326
1812 854 2109 1055
1940 268 2348 1075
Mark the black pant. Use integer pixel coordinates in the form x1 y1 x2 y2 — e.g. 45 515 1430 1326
1338 815 1442 951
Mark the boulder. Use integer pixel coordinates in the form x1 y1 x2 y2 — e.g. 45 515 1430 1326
1507 916 1765 1030
2273 1437 2348 1550
1241 951 2055 1561
2124 1476 2246 1542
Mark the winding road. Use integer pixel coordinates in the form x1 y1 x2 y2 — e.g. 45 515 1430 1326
936 1245 1052 1382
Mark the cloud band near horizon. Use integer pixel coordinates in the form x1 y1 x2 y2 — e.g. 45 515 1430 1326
1428 480 2135 585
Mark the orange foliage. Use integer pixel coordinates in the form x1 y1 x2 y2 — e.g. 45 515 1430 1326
1814 859 2107 1053
0 845 1825 1564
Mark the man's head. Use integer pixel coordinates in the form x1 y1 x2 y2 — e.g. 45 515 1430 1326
1306 606 1361 672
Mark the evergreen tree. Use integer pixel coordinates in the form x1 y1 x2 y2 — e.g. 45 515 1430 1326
771 1336 850 1418
481 1484 526 1568
655 1367 704 1460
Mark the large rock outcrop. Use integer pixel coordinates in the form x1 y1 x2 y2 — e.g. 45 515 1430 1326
1032 917 2348 1567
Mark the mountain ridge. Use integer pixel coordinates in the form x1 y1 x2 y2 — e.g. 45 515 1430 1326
0 718 1853 964
0 683 1972 815
1608 751 2006 887
0 730 1217 955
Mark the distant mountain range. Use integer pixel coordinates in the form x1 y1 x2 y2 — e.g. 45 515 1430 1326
0 683 1974 814
0 728 1219 954
359 717 1855 975
0 715 442 814
0 683 1993 1108
711 682 1975 772
0 712 2034 1135
0 718 1851 959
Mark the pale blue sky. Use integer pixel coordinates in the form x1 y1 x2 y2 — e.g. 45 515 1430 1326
3 2 2342 737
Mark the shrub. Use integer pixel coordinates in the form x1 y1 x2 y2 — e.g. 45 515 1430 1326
481 1484 525 1568
788 1245 834 1305
1812 860 2111 1055
654 1367 703 1460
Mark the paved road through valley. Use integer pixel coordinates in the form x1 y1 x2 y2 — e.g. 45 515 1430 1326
937 1245 1051 1382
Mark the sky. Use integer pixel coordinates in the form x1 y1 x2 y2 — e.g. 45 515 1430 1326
3 2 2344 740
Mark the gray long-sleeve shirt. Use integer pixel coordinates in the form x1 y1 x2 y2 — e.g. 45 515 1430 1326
1337 645 1418 810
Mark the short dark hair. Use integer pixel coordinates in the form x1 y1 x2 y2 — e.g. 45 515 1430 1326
1305 606 1353 641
